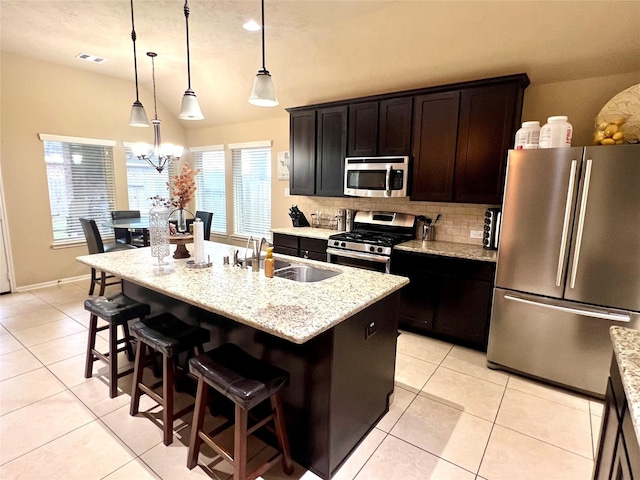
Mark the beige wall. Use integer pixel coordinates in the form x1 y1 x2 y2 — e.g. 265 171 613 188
1 48 638 289
0 52 185 289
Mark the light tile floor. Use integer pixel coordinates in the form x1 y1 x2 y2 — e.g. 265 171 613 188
0 282 601 479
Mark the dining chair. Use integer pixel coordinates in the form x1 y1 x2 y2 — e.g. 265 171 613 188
111 210 147 246
79 218 137 295
194 211 213 240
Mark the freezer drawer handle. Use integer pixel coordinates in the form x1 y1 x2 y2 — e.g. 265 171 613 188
556 159 578 287
569 159 592 289
504 294 631 322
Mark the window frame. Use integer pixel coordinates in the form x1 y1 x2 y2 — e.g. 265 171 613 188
39 133 117 248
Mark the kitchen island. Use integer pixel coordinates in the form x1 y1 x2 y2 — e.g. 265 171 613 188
77 241 408 479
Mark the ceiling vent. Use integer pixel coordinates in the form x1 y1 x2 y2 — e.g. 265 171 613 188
75 53 107 63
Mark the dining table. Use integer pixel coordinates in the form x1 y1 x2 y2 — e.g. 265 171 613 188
104 217 151 247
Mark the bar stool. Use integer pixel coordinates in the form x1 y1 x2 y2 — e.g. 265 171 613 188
129 313 210 446
84 293 151 398
186 343 294 479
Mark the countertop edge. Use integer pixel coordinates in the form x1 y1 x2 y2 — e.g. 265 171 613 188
610 326 640 444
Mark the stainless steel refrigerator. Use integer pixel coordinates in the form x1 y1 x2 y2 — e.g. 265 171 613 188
487 144 640 397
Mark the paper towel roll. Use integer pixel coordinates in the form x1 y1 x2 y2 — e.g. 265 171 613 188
193 219 205 264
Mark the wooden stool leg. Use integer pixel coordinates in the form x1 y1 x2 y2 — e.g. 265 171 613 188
84 314 98 378
271 394 294 475
108 323 119 398
129 341 146 416
234 404 249 480
162 354 175 445
187 377 209 469
121 321 135 362
98 271 107 296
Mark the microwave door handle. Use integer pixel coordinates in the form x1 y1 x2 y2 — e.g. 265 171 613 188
385 165 392 197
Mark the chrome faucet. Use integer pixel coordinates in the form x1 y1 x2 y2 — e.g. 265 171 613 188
243 237 270 270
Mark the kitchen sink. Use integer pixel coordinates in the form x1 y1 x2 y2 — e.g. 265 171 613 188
274 265 341 283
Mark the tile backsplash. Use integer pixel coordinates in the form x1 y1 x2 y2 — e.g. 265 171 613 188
290 196 498 245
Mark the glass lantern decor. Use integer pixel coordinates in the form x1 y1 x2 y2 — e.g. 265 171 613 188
149 197 170 265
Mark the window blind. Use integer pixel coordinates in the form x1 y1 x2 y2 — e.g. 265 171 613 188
231 145 271 238
124 145 176 212
192 146 226 234
40 134 116 244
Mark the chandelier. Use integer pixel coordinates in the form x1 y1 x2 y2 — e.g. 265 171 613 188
128 0 203 173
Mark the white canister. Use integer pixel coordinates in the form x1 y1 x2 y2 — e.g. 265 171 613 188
514 121 541 149
539 116 573 148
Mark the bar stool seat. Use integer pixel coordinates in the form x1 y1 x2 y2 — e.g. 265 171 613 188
187 343 294 479
84 293 150 398
129 313 210 445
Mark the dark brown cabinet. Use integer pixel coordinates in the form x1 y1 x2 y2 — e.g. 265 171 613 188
594 359 640 480
347 98 412 157
316 106 347 197
273 233 328 262
411 81 525 204
391 250 495 350
289 110 316 195
288 73 528 202
288 107 346 197
411 92 460 201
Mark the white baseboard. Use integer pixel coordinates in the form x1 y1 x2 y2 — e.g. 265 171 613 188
14 274 91 293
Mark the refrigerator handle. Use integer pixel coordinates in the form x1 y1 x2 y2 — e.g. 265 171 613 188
569 159 593 289
556 160 579 287
504 294 631 322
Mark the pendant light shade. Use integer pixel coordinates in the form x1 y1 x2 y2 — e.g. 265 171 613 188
179 89 204 120
249 69 278 106
129 100 150 127
128 0 150 127
248 0 278 107
178 0 204 120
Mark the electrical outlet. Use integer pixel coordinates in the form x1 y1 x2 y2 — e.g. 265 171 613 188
284 187 290 197
365 321 377 339
470 230 483 239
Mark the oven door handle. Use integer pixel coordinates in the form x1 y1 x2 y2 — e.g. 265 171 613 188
326 247 390 264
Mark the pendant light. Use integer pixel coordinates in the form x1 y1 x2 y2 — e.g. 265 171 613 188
133 52 184 173
178 0 204 120
249 0 278 107
128 0 150 127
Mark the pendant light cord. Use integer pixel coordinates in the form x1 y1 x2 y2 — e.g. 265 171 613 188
130 0 141 102
261 0 266 71
184 0 192 90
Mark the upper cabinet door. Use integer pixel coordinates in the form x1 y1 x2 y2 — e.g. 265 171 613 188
410 91 460 202
347 102 379 157
378 97 412 156
289 110 316 195
454 84 517 204
316 106 347 197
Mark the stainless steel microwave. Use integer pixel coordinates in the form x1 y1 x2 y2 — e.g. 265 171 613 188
344 156 409 198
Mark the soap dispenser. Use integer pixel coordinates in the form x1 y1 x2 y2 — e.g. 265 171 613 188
264 247 275 278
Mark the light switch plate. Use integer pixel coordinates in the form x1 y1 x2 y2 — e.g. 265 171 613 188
470 230 483 239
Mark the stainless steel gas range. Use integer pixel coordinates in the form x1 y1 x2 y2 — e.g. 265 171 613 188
326 211 415 273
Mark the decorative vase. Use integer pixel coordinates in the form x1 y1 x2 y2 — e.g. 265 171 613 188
171 207 193 233
149 199 170 265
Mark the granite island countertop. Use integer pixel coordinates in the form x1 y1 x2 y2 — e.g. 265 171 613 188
77 241 408 345
610 326 640 444
394 240 497 262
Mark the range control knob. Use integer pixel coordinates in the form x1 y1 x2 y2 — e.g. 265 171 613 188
369 246 375 252
377 247 383 253
340 242 346 248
